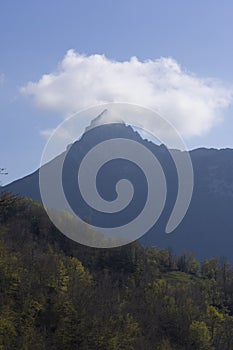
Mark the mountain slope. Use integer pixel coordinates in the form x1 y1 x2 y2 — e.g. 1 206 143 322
2 123 233 261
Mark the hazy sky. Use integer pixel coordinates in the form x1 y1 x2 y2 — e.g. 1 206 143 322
1 0 233 184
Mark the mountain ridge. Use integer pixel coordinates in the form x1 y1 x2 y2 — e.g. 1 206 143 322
2 122 233 261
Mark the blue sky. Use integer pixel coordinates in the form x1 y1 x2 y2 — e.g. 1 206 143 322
1 0 233 184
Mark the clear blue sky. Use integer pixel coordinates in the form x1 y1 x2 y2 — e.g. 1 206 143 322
1 0 233 184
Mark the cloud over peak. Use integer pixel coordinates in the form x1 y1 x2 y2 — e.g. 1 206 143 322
21 50 233 138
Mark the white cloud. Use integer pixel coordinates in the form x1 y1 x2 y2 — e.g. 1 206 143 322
40 129 53 138
40 126 75 141
21 50 233 138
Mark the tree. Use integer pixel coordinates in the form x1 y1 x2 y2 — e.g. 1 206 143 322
189 321 213 350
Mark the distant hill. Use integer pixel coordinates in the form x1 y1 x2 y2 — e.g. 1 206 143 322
2 122 233 261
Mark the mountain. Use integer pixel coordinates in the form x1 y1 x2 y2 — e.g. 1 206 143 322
2 122 233 261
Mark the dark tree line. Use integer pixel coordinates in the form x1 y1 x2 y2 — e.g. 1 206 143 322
1 192 233 349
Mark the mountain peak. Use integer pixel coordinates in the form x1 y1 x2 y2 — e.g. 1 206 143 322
85 108 125 133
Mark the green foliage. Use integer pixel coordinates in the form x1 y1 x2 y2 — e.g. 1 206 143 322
1 192 233 349
189 321 213 350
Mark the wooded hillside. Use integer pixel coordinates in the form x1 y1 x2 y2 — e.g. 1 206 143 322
1 192 233 349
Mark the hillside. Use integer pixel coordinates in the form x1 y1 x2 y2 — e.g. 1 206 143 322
1 192 233 349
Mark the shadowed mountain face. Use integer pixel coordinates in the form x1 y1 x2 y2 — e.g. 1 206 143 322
2 123 233 261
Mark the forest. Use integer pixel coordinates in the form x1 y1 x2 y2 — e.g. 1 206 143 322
1 192 233 349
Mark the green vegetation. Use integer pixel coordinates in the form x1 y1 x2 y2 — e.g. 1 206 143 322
1 192 233 349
